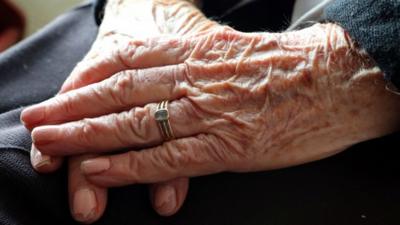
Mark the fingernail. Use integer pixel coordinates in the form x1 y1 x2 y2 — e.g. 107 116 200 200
81 158 111 175
31 145 52 169
73 188 97 222
154 185 177 215
32 126 59 145
21 105 45 126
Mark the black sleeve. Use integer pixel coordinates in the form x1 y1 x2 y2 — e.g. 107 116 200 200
93 0 107 26
324 0 400 88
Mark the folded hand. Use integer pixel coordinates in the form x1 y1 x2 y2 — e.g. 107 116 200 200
23 21 400 186
23 0 218 223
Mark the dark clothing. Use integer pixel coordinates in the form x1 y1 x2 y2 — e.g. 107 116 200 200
0 1 399 225
324 0 400 88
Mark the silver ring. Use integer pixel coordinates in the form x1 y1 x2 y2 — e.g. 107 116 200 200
154 100 175 141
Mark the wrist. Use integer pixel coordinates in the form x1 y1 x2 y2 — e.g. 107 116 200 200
262 23 400 163
314 24 400 139
314 23 400 140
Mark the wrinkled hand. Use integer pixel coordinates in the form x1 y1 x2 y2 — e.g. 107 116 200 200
23 8 400 224
23 21 400 187
23 0 219 223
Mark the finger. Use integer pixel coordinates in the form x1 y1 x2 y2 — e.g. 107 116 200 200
21 64 190 128
81 134 228 187
25 92 65 173
60 36 192 93
30 144 63 173
69 155 107 224
150 177 189 216
32 98 211 156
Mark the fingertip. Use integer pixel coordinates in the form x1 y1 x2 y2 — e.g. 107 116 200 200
33 157 63 173
69 156 108 224
31 127 62 156
71 188 104 224
60 64 95 95
20 104 45 128
151 178 189 216
30 144 63 173
59 82 72 94
59 69 78 94
152 184 177 216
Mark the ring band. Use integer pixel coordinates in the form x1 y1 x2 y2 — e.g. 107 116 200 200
155 100 175 141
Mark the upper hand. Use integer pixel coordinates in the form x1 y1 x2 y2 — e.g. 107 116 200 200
22 23 400 188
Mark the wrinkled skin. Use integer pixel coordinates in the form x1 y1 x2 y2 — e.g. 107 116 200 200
25 0 218 223
21 0 400 224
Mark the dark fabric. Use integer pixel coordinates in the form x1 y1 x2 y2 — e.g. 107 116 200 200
202 0 296 32
1 1 400 225
94 0 296 32
324 0 400 88
0 4 98 224
93 0 107 25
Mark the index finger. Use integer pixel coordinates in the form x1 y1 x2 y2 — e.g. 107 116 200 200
60 36 192 93
21 64 189 128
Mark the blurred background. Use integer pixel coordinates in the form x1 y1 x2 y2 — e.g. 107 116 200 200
0 0 82 52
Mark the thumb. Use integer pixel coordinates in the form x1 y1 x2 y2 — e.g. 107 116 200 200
150 177 189 216
69 155 107 224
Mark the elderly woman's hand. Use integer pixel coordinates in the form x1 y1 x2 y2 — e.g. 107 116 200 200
23 17 400 222
23 0 218 223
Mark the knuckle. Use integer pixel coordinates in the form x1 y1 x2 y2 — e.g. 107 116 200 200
75 118 97 146
125 107 156 146
101 112 137 147
53 94 76 118
116 39 146 68
180 62 196 89
127 151 145 183
161 141 194 170
106 71 135 106
89 84 107 107
165 37 190 60
169 65 188 95
110 113 131 146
